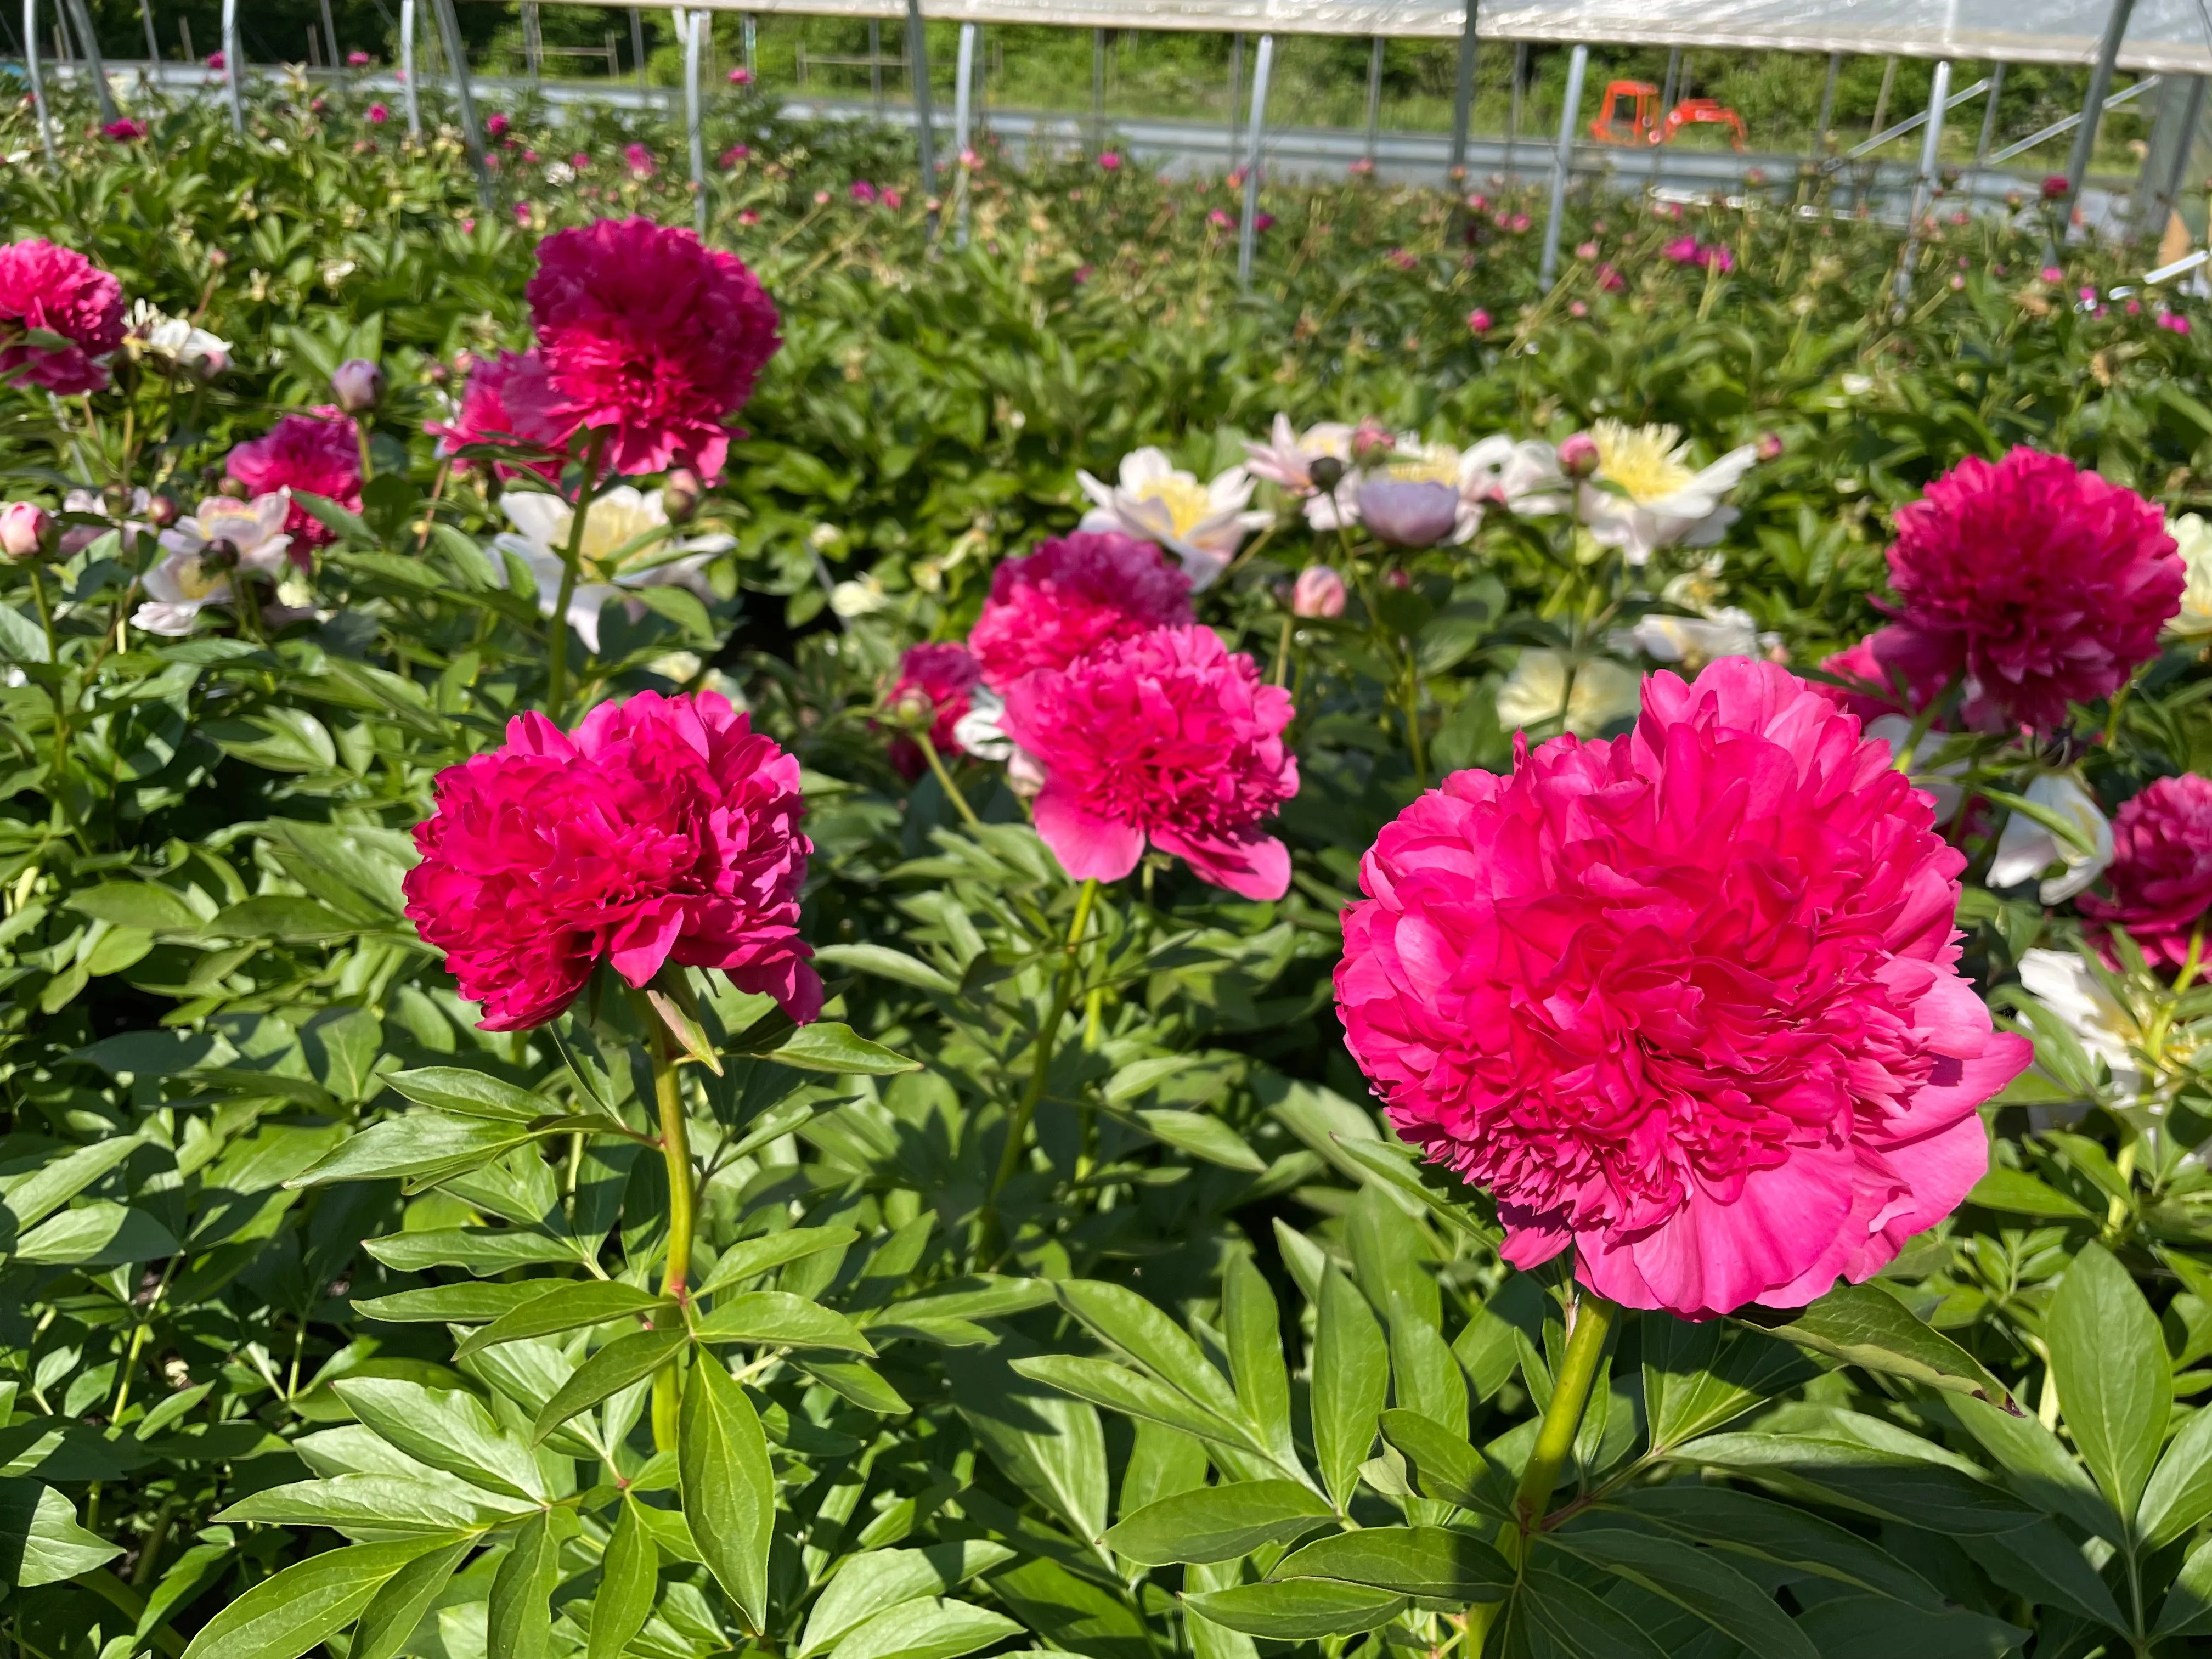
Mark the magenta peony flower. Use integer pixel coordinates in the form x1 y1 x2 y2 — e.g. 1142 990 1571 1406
526 217 779 479
102 119 146 142
0 239 125 396
485 112 510 139
426 348 574 478
404 690 820 1031
1002 624 1297 900
849 180 878 204
885 641 982 781
2079 775 2212 967
624 142 656 176
1335 657 2029 1319
347 49 372 67
368 103 390 124
224 408 363 550
1884 449 2182 731
1291 565 1346 619
727 66 754 86
968 531 1193 692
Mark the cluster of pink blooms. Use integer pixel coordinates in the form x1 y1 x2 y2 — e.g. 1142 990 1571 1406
432 217 779 481
1825 448 2181 733
405 692 820 1031
1336 658 2031 1318
884 531 1294 899
225 408 364 550
0 239 124 396
1661 236 1734 273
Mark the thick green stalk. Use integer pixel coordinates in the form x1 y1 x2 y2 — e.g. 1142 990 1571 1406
640 1003 695 1454
544 430 610 719
917 729 986 832
990 878 1101 1206
26 568 69 831
1465 1288 1617 1655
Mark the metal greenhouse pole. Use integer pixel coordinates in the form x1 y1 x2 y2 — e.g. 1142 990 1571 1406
221 0 242 132
1538 43 1589 285
1235 32 1274 287
1651 46 1680 183
953 21 975 246
430 0 492 206
1447 0 1476 180
1364 36 1383 165
400 0 421 137
139 0 159 71
61 0 117 122
681 6 706 234
1897 57 1954 300
906 0 938 241
1974 61 2007 165
2061 0 2140 229
22 0 53 163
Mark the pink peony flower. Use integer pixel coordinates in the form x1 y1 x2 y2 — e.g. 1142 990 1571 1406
624 142 656 176
885 641 982 781
1466 307 1493 335
1335 658 2030 1319
1098 150 1121 171
849 179 878 204
224 408 363 549
348 50 372 67
404 690 820 1031
425 347 575 478
102 119 146 141
206 50 224 69
0 239 125 396
1595 262 1626 292
1003 624 1296 899
485 112 510 139
526 217 780 479
1291 565 1346 619
728 66 754 85
2162 311 2193 336
2041 173 2069 200
1816 623 1957 726
968 531 1193 692
1884 449 2182 731
2079 775 2212 967
0 501 50 560
368 103 390 124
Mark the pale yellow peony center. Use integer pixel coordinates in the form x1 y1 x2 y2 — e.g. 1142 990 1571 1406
1133 474 1212 539
552 498 665 581
1592 420 1697 504
1388 445 1462 486
174 557 228 601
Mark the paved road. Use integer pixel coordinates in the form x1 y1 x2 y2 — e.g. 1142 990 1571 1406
40 59 2131 229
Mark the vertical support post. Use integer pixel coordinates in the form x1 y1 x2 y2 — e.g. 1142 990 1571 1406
953 20 975 246
221 0 242 132
400 0 421 135
1537 43 1589 286
1815 50 1839 144
682 5 706 234
320 0 340 66
1896 58 1953 301
1091 27 1104 153
743 13 755 76
631 7 646 88
1364 36 1383 163
870 18 883 113
2061 0 2139 232
430 0 491 206
1650 45 1680 183
24 0 53 164
1235 32 1274 287
140 1 159 67
2132 71 2205 240
1447 0 1476 180
1869 55 1897 139
1974 60 2006 165
1227 32 1243 165
62 0 117 121
906 0 936 241
524 2 540 78
1506 42 1525 175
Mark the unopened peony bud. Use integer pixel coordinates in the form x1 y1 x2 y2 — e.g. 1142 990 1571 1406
331 358 384 413
663 467 703 521
218 477 250 500
0 502 50 560
200 538 241 574
1755 431 1784 462
1291 565 1347 619
147 492 182 529
1556 432 1600 478
1350 418 1396 467
1307 455 1346 496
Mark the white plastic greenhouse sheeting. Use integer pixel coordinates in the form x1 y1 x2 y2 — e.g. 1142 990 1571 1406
645 0 2212 69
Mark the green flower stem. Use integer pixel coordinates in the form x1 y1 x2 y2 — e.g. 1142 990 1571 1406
635 994 696 1454
1466 1286 1617 1654
26 567 70 832
990 877 1101 1210
544 429 611 720
916 729 986 832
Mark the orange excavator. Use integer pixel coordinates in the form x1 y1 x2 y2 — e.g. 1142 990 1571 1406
1588 80 1747 151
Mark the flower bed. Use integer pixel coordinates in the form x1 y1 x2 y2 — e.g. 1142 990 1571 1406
5 83 2212 1659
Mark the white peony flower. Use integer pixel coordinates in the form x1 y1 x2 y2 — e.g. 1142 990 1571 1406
491 486 731 654
1077 447 1269 591
1610 605 1762 669
1496 650 1642 738
1460 435 1572 517
951 685 1014 761
1987 771 2114 905
1243 414 1353 494
829 577 887 618
2168 513 2212 639
2016 947 2144 1124
125 300 232 376
1577 420 1757 566
132 493 295 636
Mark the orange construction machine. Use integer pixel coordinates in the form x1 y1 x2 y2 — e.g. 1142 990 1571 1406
1588 80 1748 151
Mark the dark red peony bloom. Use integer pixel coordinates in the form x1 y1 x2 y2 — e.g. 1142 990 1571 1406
526 217 779 479
2080 774 2212 968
